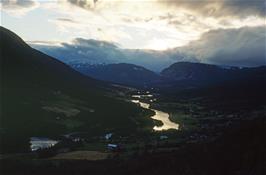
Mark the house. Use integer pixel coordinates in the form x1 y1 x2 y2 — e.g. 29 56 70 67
107 144 120 151
105 133 113 140
72 137 81 142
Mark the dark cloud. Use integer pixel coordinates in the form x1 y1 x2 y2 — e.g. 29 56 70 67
1 0 38 12
180 26 266 67
1 0 35 8
67 0 98 10
159 0 266 18
158 13 211 30
65 0 266 18
70 38 119 49
31 38 124 66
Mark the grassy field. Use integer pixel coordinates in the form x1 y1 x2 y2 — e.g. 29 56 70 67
169 112 199 131
50 151 110 161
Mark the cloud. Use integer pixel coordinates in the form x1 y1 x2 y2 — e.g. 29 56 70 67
66 0 100 10
158 0 266 18
45 0 265 50
29 37 190 71
30 38 124 64
63 0 266 19
0 0 39 16
27 40 62 46
14 0 264 70
29 26 265 72
70 37 119 49
179 26 266 67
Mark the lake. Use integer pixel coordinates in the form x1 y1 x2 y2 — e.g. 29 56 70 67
30 137 59 151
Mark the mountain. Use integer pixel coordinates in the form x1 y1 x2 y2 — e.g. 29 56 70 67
71 63 160 87
161 62 232 81
30 39 194 72
0 27 148 153
159 62 266 90
158 62 266 113
69 61 266 90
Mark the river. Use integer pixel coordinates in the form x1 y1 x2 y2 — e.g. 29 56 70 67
131 95 179 131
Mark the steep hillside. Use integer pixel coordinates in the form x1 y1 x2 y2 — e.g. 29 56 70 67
0 27 149 153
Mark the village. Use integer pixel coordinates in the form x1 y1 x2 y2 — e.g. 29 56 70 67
21 89 266 161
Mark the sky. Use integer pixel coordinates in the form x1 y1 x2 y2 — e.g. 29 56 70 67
1 0 266 69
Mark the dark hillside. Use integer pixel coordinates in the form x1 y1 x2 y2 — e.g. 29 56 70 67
0 27 146 153
158 62 266 91
71 63 160 87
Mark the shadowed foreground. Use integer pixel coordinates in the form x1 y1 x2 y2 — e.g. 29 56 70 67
1 116 265 175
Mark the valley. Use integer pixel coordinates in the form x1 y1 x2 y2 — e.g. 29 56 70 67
2 87 265 175
1 26 266 175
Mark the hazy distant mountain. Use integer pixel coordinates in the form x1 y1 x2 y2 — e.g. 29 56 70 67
0 27 144 153
71 63 160 87
30 39 195 72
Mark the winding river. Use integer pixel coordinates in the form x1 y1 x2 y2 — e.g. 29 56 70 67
131 95 179 131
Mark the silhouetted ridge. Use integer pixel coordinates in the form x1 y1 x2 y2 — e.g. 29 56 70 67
0 27 141 153
72 63 160 87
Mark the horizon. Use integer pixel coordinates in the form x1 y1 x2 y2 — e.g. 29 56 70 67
2 24 265 71
1 0 266 69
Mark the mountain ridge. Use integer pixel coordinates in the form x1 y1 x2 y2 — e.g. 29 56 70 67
71 63 160 87
69 60 266 89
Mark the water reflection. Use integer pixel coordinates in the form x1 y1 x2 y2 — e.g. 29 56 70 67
131 96 179 131
132 94 153 98
30 137 58 151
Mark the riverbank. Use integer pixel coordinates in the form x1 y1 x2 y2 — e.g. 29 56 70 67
131 94 179 131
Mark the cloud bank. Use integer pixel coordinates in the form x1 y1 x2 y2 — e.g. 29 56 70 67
30 37 187 71
158 0 266 18
30 26 266 71
180 26 266 67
